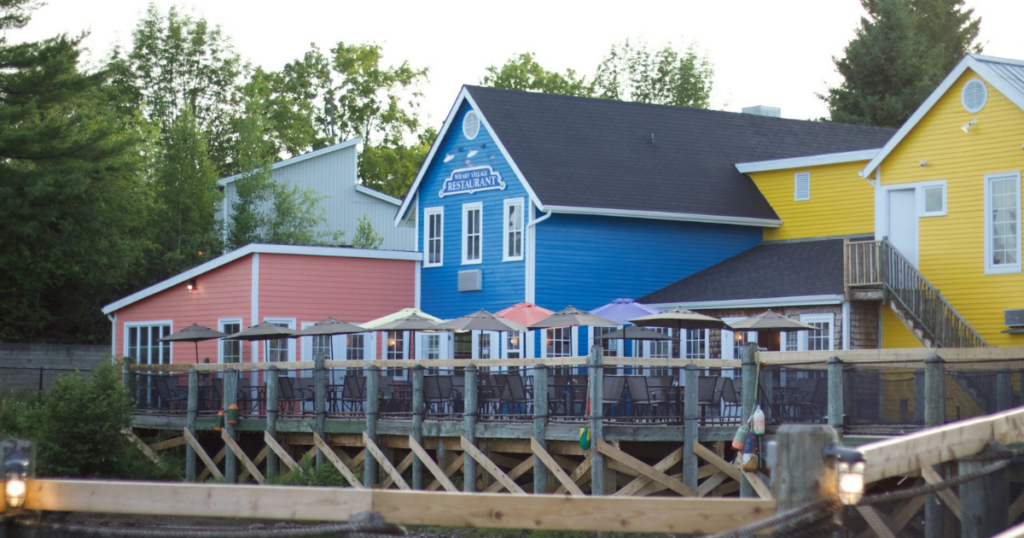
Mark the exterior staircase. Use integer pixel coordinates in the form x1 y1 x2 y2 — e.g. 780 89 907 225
844 238 988 348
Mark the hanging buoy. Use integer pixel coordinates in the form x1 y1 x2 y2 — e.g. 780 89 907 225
751 406 766 435
741 431 760 471
579 427 591 450
226 403 240 425
731 424 749 450
215 409 224 432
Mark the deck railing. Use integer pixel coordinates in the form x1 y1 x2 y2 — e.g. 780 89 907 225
845 238 988 348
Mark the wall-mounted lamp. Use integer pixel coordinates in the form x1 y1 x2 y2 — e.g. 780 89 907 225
962 119 978 133
734 332 746 346
509 336 520 348
822 441 866 505
186 279 197 293
2 439 33 510
919 160 929 167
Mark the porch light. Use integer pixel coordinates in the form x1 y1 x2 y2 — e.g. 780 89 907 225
823 441 865 505
509 336 519 347
962 119 978 133
186 279 197 293
3 441 33 509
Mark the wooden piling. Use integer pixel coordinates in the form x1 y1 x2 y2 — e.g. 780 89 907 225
589 345 605 496
223 369 238 483
463 364 478 492
914 369 926 424
265 366 279 482
185 368 198 482
683 364 699 489
533 364 549 494
411 364 425 490
774 424 839 532
740 343 757 498
959 442 1010 538
996 370 1013 412
924 354 945 538
314 354 327 467
827 356 844 433
364 365 379 488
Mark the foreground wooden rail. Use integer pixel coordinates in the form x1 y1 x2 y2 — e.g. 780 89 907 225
4 480 776 534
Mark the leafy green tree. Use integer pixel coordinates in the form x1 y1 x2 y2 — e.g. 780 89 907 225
359 127 436 198
593 39 714 108
0 0 151 343
481 52 592 96
351 213 384 250
823 0 981 127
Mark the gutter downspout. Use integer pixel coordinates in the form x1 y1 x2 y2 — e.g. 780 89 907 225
108 314 117 362
525 207 553 307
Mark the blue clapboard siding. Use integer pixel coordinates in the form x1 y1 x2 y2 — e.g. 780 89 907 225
534 214 762 312
419 103 528 319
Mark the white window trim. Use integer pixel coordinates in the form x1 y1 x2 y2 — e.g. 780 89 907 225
263 317 296 362
424 206 444 268
539 327 578 358
916 180 947 217
794 172 811 201
682 329 711 359
123 320 173 364
462 202 483 265
798 313 835 351
299 321 344 361
503 197 525 262
985 171 1022 275
721 317 756 360
218 317 243 364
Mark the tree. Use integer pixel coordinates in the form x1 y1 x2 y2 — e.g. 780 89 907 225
0 0 151 343
351 213 384 250
359 127 435 198
592 39 714 109
823 0 981 127
481 52 592 97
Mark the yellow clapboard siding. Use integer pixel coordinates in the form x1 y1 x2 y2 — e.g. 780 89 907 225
881 308 925 349
879 67 1024 347
750 161 875 241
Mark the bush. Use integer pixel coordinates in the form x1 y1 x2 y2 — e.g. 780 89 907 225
270 452 360 487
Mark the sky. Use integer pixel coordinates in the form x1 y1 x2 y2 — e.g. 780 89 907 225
10 0 1024 131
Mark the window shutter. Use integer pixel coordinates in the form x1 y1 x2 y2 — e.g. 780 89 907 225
795 172 811 201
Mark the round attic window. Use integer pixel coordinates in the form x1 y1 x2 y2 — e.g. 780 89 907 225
463 110 480 140
962 78 988 113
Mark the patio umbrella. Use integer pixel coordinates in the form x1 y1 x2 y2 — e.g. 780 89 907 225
495 302 554 327
589 298 661 358
224 321 298 340
158 323 227 364
362 309 443 359
528 306 619 330
629 306 728 358
433 309 529 360
293 317 367 360
594 326 672 359
726 310 819 352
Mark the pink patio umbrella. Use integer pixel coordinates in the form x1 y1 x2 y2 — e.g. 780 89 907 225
495 302 555 327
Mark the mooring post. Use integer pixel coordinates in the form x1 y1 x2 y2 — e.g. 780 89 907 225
411 364 425 490
364 364 379 488
314 353 327 467
959 442 1011 538
827 356 845 433
914 369 926 424
265 365 279 482
223 368 238 483
996 369 1013 412
683 364 699 489
463 363 478 492
533 363 549 494
774 424 840 532
588 345 606 495
740 342 758 498
185 368 199 482
924 354 946 538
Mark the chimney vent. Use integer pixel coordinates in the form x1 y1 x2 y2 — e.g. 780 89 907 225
742 105 781 118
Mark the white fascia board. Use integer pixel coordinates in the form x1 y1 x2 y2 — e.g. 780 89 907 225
355 184 401 206
735 149 879 174
393 87 543 226
101 243 422 315
541 205 782 228
217 138 362 187
649 294 844 311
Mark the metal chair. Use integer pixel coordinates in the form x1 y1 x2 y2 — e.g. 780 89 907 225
602 375 626 417
625 376 655 420
340 375 366 413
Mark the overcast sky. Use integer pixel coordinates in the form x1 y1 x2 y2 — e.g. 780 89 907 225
11 0 1024 130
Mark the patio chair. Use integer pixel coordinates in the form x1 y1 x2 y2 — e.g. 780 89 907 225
720 378 742 423
152 376 187 412
277 376 309 416
602 375 626 417
340 375 366 414
478 375 504 417
297 377 317 415
424 375 455 415
625 376 655 420
505 374 531 416
696 376 719 424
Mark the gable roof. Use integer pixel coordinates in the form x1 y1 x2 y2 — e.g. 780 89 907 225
862 54 1024 177
217 138 361 187
399 86 894 226
638 237 858 307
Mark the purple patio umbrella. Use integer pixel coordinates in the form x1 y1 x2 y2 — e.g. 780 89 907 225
589 298 662 358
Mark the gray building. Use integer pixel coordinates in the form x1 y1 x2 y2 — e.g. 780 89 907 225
216 139 415 251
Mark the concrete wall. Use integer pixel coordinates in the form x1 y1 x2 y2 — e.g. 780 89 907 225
0 343 108 395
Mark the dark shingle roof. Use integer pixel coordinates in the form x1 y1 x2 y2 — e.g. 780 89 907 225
466 86 896 221
638 238 856 304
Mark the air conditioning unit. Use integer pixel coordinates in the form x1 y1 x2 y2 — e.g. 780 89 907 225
1005 309 1024 328
458 270 482 292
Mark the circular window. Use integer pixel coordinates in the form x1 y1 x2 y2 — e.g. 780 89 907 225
962 78 988 113
463 110 480 140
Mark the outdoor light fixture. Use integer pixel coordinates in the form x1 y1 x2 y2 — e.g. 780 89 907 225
962 119 978 133
920 160 929 167
2 440 33 510
822 441 866 505
509 336 519 347
186 279 197 293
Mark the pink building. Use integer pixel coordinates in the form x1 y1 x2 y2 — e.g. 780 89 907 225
102 244 421 366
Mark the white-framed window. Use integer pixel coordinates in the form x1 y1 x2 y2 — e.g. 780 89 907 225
263 318 296 362
799 313 835 351
593 326 621 357
462 202 482 264
347 334 365 360
794 172 810 201
917 180 947 217
683 329 709 359
721 318 757 360
644 327 672 377
545 327 574 377
124 321 172 365
506 332 523 358
423 333 441 375
478 332 493 358
503 198 524 261
299 321 335 361
424 207 444 267
985 172 1021 274
218 318 242 363
386 330 407 360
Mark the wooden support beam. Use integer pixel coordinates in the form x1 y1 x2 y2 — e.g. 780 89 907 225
737 468 773 500
148 436 186 452
555 456 592 494
240 447 268 483
313 433 363 489
697 471 729 498
920 465 962 521
486 456 534 493
264 431 300 473
364 432 410 491
635 472 685 497
692 442 742 482
123 428 163 467
426 454 464 492
461 436 525 494
856 506 897 538
1010 490 1024 525
198 447 227 482
596 440 695 497
408 436 458 493
531 438 585 497
383 452 415 489
698 465 717 480
614 447 684 497
221 429 264 485
183 428 222 480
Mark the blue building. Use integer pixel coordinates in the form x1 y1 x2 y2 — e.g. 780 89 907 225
396 87 893 358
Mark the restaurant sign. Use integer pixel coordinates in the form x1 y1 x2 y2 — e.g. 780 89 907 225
439 166 506 197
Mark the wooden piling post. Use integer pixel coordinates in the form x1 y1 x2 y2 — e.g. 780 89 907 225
996 370 1013 412
533 363 549 494
774 424 839 532
959 442 1010 538
314 354 327 467
683 364 699 489
223 368 238 483
364 365 379 488
185 368 198 482
827 356 844 433
265 365 279 482
915 369 926 424
589 345 605 496
463 363 478 492
924 354 946 538
411 364 425 490
740 343 758 498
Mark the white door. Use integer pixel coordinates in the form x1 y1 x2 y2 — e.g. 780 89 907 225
888 189 918 267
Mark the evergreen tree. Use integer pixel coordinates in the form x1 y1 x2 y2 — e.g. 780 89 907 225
823 0 981 127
